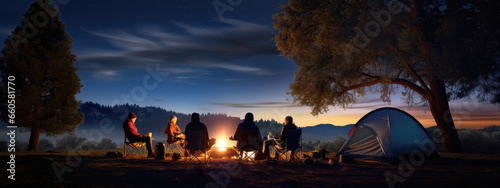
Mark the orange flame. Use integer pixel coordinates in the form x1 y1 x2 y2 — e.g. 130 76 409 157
217 138 227 151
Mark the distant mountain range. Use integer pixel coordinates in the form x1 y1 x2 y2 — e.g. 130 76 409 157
301 124 354 142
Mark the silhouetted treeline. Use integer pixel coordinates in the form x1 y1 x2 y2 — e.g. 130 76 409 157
0 134 117 152
302 135 346 152
77 102 284 142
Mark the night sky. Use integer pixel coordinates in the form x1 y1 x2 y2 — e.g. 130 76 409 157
1 0 499 128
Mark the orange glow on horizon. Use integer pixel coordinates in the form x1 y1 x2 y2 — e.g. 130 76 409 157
215 101 500 130
254 106 499 130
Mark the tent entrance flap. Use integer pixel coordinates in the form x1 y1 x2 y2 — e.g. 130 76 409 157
341 127 384 157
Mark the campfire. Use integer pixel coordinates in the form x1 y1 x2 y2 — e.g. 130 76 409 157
217 138 227 151
211 137 237 158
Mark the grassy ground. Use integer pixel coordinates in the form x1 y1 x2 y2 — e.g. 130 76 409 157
1 151 499 187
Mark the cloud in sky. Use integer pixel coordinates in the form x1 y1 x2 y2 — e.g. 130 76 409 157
211 98 393 110
76 19 278 80
91 70 122 81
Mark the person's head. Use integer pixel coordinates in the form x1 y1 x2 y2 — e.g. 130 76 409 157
285 116 293 125
170 115 177 123
244 112 254 122
191 113 200 122
128 112 137 123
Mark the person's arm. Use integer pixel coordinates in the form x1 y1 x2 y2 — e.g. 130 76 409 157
280 125 285 140
169 124 177 136
233 124 241 140
163 125 169 135
127 121 142 137
257 131 263 145
174 124 182 135
204 126 210 149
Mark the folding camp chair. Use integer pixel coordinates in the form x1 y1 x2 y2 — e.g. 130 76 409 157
235 130 262 164
123 134 147 158
275 129 302 163
166 138 184 157
234 130 259 163
184 129 210 164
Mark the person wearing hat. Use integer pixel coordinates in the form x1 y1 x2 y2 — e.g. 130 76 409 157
122 112 154 158
163 115 185 146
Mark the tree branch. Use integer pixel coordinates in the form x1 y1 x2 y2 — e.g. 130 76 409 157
391 78 429 98
399 0 415 16
357 53 378 67
390 46 432 96
410 0 420 17
416 70 428 74
397 21 409 28
343 73 428 98
403 60 432 96
344 79 382 91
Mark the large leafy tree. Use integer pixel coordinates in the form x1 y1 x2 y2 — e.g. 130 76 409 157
274 0 500 152
0 0 84 151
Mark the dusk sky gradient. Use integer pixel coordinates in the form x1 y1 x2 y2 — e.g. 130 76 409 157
1 0 499 129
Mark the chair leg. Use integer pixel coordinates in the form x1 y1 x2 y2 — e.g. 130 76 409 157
167 143 184 157
124 142 147 159
185 150 203 163
124 143 128 158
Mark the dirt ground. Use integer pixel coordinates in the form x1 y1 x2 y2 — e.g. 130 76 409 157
1 151 499 188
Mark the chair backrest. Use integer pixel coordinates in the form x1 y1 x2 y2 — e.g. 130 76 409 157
185 129 206 151
285 129 301 151
236 130 260 151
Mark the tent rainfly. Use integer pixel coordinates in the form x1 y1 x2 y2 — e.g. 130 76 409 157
336 107 438 163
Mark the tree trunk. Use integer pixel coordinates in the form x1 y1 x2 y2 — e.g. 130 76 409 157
428 77 462 153
413 0 461 152
27 106 41 151
27 120 41 151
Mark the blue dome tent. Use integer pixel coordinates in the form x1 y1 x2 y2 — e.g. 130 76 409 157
336 107 438 163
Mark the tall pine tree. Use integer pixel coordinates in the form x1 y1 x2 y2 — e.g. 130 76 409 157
0 0 84 151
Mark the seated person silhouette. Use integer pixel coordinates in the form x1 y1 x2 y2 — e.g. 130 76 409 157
164 115 185 146
231 112 263 158
262 116 298 160
122 112 154 158
185 113 214 152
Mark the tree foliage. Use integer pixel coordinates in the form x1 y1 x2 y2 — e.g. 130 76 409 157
0 0 84 151
274 0 500 152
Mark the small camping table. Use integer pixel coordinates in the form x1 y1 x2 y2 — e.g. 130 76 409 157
265 137 280 159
